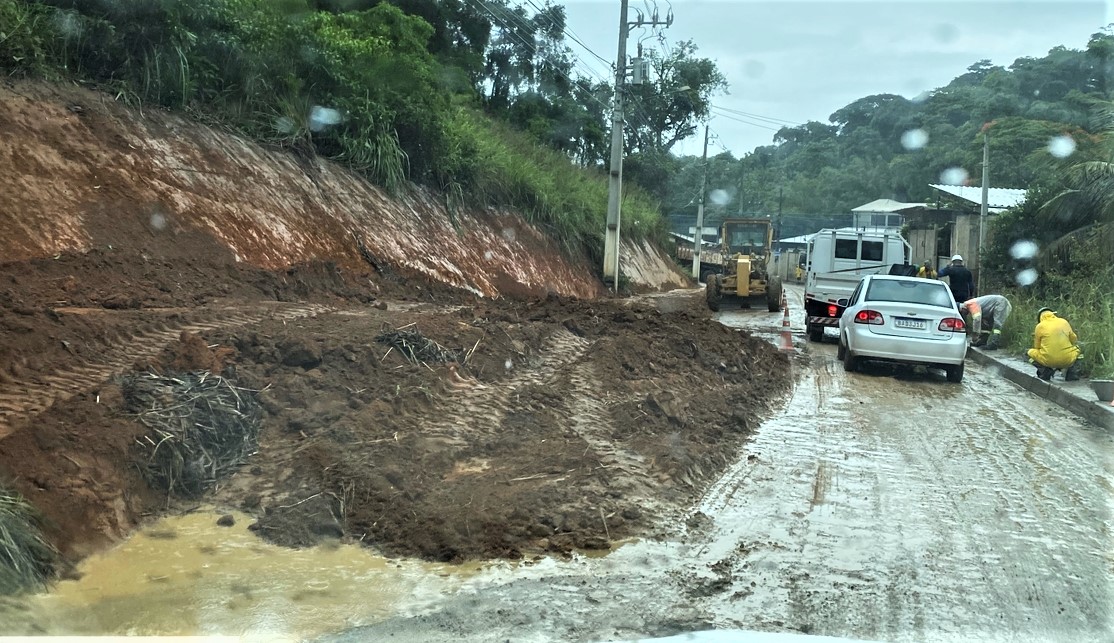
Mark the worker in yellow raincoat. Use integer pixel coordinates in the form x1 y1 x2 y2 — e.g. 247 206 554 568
1027 307 1081 381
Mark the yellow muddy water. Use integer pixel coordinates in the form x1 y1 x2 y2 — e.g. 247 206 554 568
10 510 481 639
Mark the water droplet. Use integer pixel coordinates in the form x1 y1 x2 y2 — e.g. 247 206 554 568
709 189 730 206
54 11 83 37
149 213 167 231
483 250 493 261
1009 240 1039 260
1016 268 1038 286
900 129 929 151
501 228 517 242
504 359 513 370
1047 135 1076 159
309 106 342 132
274 116 296 135
939 167 968 185
931 23 959 44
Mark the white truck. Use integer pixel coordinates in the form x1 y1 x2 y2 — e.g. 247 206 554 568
803 229 912 342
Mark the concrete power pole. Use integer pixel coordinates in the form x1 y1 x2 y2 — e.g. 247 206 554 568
691 124 711 278
978 128 990 293
602 0 630 291
603 0 671 291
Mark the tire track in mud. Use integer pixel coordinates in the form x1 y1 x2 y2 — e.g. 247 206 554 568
0 303 330 439
901 367 1114 639
423 329 650 483
684 351 1113 642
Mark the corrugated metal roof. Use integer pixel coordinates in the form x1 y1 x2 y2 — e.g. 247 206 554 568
851 198 927 213
929 184 1027 209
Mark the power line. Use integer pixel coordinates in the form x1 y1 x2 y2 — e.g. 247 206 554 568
467 0 613 113
710 107 783 131
713 105 799 126
522 0 613 73
479 0 610 87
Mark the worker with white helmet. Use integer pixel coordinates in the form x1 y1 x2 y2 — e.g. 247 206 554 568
938 254 975 302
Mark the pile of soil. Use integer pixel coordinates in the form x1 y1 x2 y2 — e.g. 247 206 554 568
0 285 791 566
202 292 790 562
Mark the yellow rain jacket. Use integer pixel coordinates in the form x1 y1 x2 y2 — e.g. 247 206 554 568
1027 310 1080 369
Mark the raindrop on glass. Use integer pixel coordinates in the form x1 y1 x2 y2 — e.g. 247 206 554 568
900 129 929 151
483 250 493 261
1047 135 1076 159
709 189 730 206
504 358 513 371
931 22 959 44
149 213 167 231
744 60 766 79
309 106 342 132
1016 268 1038 287
274 116 296 135
501 227 517 242
1009 240 1039 260
54 11 82 37
939 167 968 185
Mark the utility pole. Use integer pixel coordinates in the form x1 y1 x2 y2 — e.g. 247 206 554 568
603 0 672 291
777 186 784 240
692 124 711 278
978 126 990 294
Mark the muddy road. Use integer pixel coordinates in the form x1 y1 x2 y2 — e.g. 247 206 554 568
329 287 1113 643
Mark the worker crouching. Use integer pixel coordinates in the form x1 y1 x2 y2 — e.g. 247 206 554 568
1027 307 1082 381
959 295 1012 350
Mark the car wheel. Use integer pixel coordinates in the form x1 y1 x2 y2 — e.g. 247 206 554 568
842 343 858 372
807 325 823 343
945 362 964 383
836 336 846 360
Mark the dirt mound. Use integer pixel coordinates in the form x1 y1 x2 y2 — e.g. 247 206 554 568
200 292 791 562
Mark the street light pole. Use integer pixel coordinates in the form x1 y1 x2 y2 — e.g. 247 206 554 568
602 0 630 292
692 124 711 278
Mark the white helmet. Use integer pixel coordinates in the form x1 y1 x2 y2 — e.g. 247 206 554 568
951 254 964 262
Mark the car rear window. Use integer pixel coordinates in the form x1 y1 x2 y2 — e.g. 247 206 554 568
865 280 953 307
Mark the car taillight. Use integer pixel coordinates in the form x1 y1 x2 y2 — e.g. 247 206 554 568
938 317 966 332
854 310 883 325
827 304 838 317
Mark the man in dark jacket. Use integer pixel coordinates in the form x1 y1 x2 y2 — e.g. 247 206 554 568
938 254 975 302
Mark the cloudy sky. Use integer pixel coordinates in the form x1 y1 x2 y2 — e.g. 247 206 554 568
560 0 1110 157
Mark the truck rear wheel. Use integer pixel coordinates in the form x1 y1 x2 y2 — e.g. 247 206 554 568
807 324 824 343
705 275 722 311
766 277 783 312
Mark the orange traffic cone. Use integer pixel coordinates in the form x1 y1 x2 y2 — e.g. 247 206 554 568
779 294 793 352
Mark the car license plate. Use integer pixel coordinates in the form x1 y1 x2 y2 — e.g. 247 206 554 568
894 317 927 330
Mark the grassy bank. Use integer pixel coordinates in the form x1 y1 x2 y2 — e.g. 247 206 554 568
994 275 1114 379
0 0 664 266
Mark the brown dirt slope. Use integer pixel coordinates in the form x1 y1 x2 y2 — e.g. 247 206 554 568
0 80 605 299
0 78 787 569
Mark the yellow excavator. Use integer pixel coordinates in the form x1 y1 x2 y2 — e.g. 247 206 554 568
704 218 783 312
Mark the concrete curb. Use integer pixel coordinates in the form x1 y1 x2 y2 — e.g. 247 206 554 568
967 348 1114 431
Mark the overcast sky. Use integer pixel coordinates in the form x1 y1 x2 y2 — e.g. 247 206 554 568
560 0 1110 157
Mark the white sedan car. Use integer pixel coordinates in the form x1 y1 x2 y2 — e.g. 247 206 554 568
837 275 968 382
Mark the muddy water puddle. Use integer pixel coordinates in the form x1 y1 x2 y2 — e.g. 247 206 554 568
6 510 651 639
8 509 485 639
